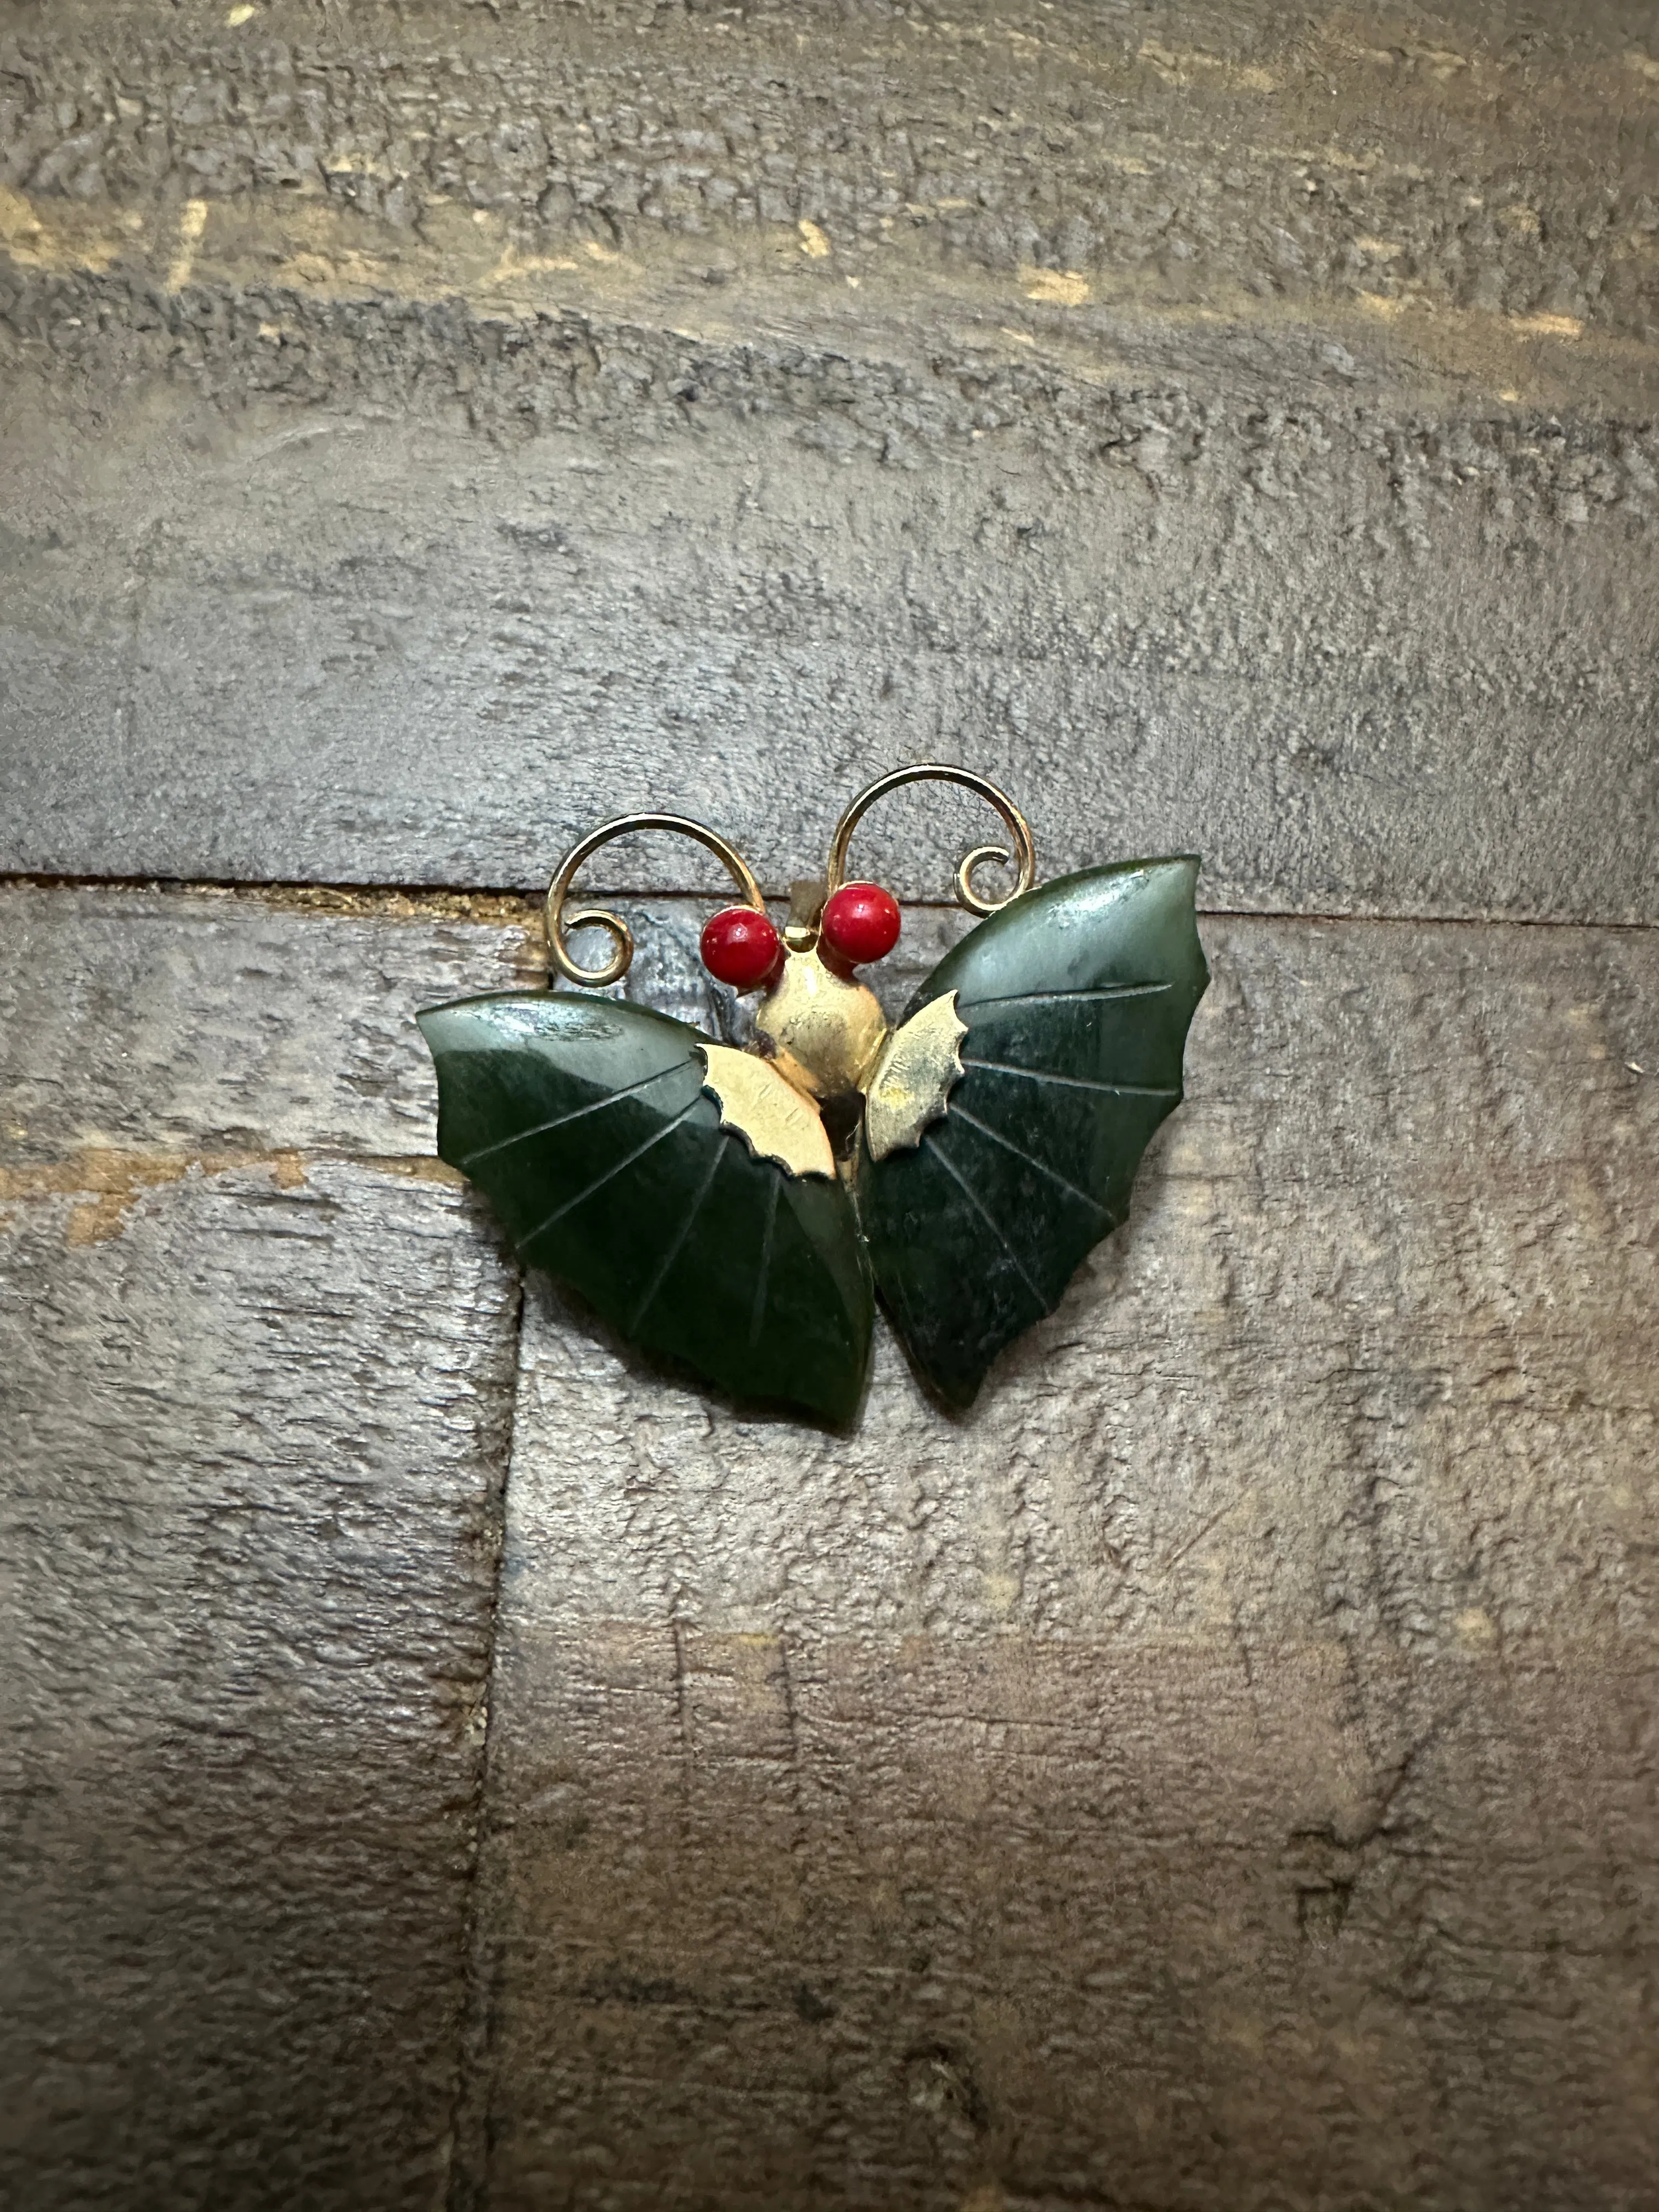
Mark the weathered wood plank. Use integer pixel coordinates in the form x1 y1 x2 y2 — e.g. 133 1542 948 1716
3 0 1656 347
0 887 526 2210
0 882 538 1164
472 911 1659 2207
4 351 1652 922
2 0 1657 918
4 9 1659 2208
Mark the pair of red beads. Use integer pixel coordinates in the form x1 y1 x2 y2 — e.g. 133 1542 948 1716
699 881 901 990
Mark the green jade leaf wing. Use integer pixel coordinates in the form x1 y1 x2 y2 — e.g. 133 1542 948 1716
853 859 1209 1409
417 992 873 1424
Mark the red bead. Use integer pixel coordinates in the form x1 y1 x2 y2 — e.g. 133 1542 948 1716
820 881 901 967
700 905 782 990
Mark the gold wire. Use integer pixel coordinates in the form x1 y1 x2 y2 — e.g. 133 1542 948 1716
544 814 768 988
823 764 1038 918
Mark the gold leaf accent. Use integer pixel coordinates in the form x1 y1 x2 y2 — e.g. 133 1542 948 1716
696 1045 836 1180
864 994 968 1162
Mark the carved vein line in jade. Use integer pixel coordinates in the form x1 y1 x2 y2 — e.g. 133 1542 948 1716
961 1060 1180 1099
629 1137 726 1332
946 1102 1111 1218
460 1059 687 1168
925 1137 1048 1308
956 982 1173 1013
747 1175 781 1351
518 1096 704 1248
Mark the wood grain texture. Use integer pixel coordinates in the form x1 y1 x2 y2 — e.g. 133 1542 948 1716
4 3 1659 2203
3 0 1656 343
2 0 1658 917
472 912 1659 2209
0 888 526 2211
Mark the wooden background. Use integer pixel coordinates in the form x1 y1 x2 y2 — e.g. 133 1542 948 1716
2 4 1656 2207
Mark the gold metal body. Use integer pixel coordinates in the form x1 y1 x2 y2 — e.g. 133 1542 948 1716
863 993 969 1161
754 950 889 1103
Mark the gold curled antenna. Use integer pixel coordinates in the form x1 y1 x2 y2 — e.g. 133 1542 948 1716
824 764 1037 918
544 814 767 988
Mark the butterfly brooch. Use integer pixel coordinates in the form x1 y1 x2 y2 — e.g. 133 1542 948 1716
418 765 1208 1424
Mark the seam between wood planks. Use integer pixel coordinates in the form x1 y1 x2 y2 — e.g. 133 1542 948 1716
3 871 1657 935
441 1269 522 2212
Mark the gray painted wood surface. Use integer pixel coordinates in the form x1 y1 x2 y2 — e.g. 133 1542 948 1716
4 2 1659 2205
2 0 1658 917
0 891 525 2211
4 887 1654 2207
479 911 1659 2210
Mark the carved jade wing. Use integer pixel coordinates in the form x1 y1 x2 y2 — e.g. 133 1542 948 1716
417 766 1209 1424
